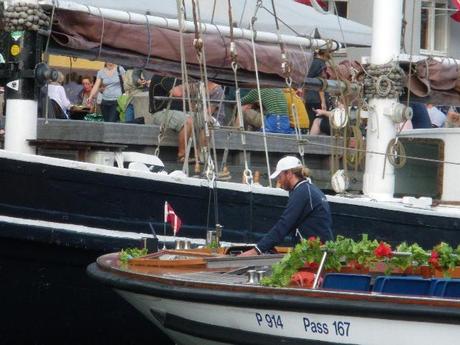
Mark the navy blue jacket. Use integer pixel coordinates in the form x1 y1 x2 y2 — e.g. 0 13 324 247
257 180 333 252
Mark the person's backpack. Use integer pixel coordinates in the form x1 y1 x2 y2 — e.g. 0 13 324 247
283 88 309 129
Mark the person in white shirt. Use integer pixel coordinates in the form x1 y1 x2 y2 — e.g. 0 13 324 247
47 71 71 118
426 104 446 128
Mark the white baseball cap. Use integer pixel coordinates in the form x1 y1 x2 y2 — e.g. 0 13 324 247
270 156 302 179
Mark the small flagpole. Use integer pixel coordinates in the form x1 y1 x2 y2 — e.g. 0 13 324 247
163 201 168 250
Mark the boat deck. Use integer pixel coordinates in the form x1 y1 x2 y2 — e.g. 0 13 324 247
96 250 460 309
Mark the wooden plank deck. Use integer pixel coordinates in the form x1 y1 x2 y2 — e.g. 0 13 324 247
35 119 363 190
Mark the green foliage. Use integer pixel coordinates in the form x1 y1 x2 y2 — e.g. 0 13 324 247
386 242 428 274
207 240 220 249
332 235 354 262
261 237 323 287
261 234 459 287
323 240 342 272
349 234 379 268
388 242 412 272
119 247 148 264
433 242 459 276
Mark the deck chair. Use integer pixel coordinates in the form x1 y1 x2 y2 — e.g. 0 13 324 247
322 273 371 292
38 97 68 119
49 99 68 119
373 276 431 296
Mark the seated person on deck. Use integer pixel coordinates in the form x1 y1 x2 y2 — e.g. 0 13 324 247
149 75 193 162
77 76 94 106
445 108 460 128
283 88 309 133
47 71 71 119
120 69 150 123
237 88 291 133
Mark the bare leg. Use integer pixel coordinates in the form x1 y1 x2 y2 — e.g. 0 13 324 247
310 118 322 135
178 116 193 158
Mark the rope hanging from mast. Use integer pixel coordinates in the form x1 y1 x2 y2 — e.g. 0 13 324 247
269 0 305 166
175 0 198 174
191 0 219 171
191 0 220 226
228 0 253 185
250 0 272 187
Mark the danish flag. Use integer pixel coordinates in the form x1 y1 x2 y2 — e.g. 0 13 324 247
452 0 460 22
164 201 182 235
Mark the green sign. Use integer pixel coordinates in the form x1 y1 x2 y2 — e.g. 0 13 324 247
10 31 24 41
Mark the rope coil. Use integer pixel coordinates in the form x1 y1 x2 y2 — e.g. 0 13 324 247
3 2 50 32
363 62 405 99
386 138 407 168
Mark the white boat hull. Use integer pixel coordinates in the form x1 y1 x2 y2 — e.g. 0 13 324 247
117 289 460 345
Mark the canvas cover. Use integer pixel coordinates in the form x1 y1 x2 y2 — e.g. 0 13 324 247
44 0 372 46
50 9 314 86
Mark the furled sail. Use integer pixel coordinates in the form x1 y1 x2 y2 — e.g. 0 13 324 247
43 0 372 45
40 0 372 86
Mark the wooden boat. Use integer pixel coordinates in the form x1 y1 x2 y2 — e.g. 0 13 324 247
88 248 460 345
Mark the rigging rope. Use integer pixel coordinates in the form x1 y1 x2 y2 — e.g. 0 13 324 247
96 7 105 61
191 0 219 225
249 0 272 187
228 0 253 185
143 14 152 69
176 0 199 172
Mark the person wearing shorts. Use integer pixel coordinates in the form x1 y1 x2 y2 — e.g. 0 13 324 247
150 76 193 161
310 108 331 135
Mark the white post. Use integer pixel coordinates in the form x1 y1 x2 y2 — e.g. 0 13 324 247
4 99 37 154
3 0 41 155
362 0 403 200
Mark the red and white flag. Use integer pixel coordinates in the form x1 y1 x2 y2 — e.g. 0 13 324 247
295 0 327 9
164 201 182 235
452 0 460 22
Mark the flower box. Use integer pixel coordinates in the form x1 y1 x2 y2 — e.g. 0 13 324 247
434 266 460 278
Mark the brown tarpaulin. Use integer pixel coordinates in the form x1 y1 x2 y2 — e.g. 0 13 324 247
51 10 313 86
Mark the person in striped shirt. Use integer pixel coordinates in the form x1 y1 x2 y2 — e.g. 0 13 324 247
239 88 291 133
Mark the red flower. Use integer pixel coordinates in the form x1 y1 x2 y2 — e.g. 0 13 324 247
428 251 440 268
307 236 323 245
374 242 393 258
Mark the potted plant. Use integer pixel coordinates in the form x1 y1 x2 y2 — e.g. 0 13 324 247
386 242 430 276
261 237 339 287
339 234 379 273
430 242 460 278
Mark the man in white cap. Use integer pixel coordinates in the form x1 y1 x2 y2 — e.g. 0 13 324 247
240 156 333 256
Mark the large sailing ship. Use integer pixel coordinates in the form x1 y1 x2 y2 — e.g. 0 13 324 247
0 0 460 343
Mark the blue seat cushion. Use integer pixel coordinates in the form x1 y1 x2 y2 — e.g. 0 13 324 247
323 273 371 292
373 276 430 296
431 279 460 298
